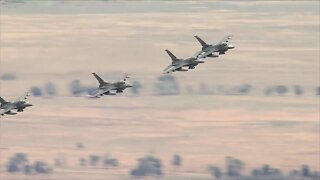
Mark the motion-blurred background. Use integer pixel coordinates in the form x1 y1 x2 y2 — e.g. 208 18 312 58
0 1 319 179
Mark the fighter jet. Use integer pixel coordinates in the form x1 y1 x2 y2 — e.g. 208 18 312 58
194 35 235 59
163 49 205 74
90 73 132 98
0 92 32 116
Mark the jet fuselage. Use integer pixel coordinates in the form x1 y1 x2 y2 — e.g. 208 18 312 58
172 58 204 68
1 101 32 110
203 43 235 53
100 81 132 92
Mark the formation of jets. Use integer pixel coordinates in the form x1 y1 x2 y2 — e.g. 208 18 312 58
0 35 234 117
163 35 234 73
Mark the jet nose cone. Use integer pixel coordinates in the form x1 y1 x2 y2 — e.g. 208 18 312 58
228 44 235 49
126 84 133 88
197 60 205 63
25 103 33 107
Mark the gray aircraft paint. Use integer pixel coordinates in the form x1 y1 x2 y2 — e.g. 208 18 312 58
163 49 205 74
91 73 132 98
194 35 235 59
0 92 33 116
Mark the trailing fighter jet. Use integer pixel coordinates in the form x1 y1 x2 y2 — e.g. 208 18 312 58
0 92 32 116
194 35 235 59
163 49 205 74
90 73 132 98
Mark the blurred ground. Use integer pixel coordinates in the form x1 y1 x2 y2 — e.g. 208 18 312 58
0 1 319 179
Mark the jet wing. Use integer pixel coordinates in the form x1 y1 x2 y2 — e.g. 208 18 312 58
163 65 174 73
16 92 30 101
0 106 13 116
197 49 218 59
191 50 204 59
216 35 232 45
90 87 113 98
163 64 184 74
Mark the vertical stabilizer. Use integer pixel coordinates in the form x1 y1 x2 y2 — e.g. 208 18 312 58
92 73 106 85
165 49 179 62
194 36 209 48
0 97 8 105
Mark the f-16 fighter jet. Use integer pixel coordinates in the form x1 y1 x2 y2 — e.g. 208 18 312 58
91 73 132 98
194 35 234 59
163 49 205 74
0 92 32 116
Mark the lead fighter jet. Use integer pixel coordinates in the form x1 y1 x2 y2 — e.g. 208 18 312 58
194 35 235 59
0 92 32 116
163 49 205 74
90 73 132 98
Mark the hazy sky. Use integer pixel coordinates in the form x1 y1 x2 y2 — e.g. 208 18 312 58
0 1 319 96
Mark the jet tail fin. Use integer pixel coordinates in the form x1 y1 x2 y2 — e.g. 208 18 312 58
92 73 106 85
194 36 209 48
0 97 8 105
165 49 178 62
